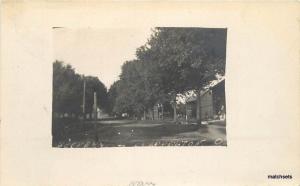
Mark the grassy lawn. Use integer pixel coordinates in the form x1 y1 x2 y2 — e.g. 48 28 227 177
52 118 226 147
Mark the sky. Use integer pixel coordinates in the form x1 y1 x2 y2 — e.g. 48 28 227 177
53 27 153 88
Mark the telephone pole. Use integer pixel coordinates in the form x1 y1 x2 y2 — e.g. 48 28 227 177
93 92 97 120
82 77 86 119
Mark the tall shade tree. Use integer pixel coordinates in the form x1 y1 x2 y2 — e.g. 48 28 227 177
53 60 83 117
52 61 109 118
113 60 147 117
83 76 108 114
138 27 227 122
107 80 120 116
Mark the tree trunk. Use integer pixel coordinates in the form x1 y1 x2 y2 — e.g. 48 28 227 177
152 110 154 120
173 98 177 122
143 110 146 120
196 90 202 124
150 108 154 120
153 107 155 120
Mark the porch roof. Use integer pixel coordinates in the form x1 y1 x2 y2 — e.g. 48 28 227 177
185 77 225 103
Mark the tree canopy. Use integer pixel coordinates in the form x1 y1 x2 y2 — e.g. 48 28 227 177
52 61 108 117
109 27 226 120
53 27 227 122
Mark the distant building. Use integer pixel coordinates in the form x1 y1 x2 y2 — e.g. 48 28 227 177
144 104 164 120
186 77 225 121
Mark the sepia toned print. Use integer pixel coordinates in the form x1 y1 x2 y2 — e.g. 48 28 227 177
2 2 300 186
52 27 227 147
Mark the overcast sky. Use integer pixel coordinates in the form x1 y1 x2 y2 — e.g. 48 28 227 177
53 27 152 88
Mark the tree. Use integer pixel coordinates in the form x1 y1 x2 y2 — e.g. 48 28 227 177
84 76 108 114
112 60 146 117
108 27 226 123
52 61 109 118
111 57 168 119
137 28 226 123
136 49 171 119
107 80 120 116
53 60 83 117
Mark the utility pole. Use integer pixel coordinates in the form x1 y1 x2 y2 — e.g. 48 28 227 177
162 104 164 120
93 92 97 120
82 77 86 119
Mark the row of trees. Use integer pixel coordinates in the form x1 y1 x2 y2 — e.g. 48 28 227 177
52 61 108 117
108 27 226 123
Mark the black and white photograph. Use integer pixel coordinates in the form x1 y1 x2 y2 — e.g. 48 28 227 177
52 27 227 147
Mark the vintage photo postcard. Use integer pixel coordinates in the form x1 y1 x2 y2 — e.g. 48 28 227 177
1 1 299 186
52 27 227 148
